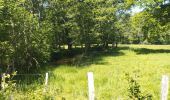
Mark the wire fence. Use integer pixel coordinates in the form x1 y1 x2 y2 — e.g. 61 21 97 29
1 72 169 100
13 74 45 91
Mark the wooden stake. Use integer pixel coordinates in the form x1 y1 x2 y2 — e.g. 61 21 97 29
9 95 14 100
44 72 48 92
161 75 169 100
1 73 5 90
87 72 95 100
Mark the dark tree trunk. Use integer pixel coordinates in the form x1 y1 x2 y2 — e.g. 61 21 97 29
137 34 141 44
68 43 72 51
112 42 118 48
112 42 115 48
85 43 90 49
97 43 99 47
58 44 61 49
81 44 83 48
74 45 77 48
104 42 108 48
85 43 91 52
115 42 118 48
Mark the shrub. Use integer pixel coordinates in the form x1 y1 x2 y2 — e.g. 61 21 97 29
0 72 16 99
125 73 152 100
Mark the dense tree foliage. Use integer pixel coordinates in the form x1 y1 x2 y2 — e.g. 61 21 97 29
128 0 170 44
0 0 51 72
0 0 170 72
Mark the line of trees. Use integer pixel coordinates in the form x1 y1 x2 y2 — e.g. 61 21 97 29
0 0 170 72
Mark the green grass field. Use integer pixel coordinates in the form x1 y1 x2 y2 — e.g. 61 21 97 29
13 45 170 100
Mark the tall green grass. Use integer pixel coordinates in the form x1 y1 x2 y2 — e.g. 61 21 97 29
11 45 170 99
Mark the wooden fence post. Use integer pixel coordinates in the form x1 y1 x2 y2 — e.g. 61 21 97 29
9 95 14 100
44 72 48 92
161 75 169 100
87 72 95 100
1 73 5 90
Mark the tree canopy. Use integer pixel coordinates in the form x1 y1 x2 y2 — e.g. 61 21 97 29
0 0 170 72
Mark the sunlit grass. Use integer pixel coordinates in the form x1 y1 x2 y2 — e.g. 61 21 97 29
15 45 170 100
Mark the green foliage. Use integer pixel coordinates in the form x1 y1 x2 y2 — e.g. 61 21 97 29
0 0 51 71
0 42 14 68
1 0 170 99
125 73 152 100
0 0 170 72
128 0 170 44
9 45 170 99
0 72 16 99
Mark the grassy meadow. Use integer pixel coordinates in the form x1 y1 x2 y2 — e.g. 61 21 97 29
12 45 170 100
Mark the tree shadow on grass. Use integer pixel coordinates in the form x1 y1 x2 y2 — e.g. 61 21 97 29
50 46 130 67
132 48 170 55
10 73 45 93
13 46 129 86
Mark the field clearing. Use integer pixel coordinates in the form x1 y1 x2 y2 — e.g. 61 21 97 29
14 45 170 100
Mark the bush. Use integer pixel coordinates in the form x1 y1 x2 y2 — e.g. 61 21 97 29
125 73 152 100
0 72 16 99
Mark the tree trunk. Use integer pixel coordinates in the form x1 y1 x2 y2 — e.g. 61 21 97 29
68 43 72 51
97 43 99 47
74 45 77 48
85 43 91 52
58 44 61 49
112 42 115 48
85 43 90 49
112 42 118 48
81 44 83 48
115 42 118 48
104 42 108 48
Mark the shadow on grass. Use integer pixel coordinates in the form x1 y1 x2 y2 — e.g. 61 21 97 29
13 46 129 86
132 48 170 54
13 45 170 89
50 46 129 67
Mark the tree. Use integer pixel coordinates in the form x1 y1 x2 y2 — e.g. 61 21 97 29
0 0 51 72
75 0 96 50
